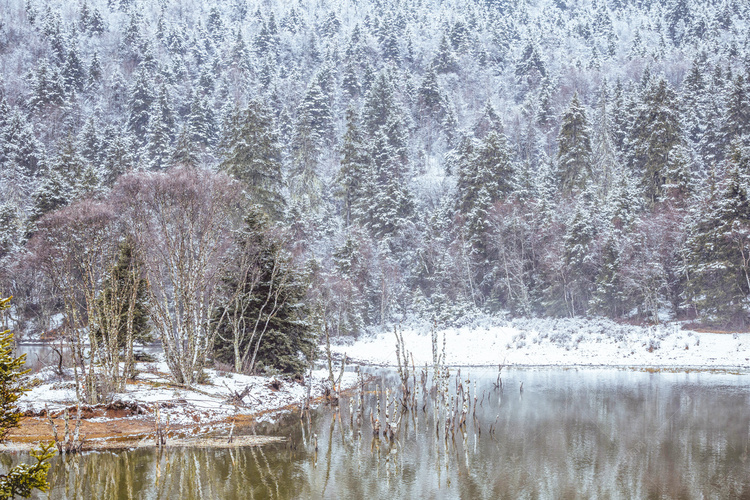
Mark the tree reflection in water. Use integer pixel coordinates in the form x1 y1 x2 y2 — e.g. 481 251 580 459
9 368 750 499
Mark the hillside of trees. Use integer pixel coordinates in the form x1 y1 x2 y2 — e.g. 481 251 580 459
1 0 749 365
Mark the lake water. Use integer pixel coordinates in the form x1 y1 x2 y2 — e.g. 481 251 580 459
14 342 163 373
8 367 750 499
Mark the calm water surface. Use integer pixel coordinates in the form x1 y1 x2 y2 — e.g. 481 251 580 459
8 368 750 499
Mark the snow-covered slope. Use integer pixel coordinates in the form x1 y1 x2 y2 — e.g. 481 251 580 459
332 318 750 369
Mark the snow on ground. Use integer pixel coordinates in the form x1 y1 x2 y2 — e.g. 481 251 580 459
21 361 357 427
332 317 750 370
16 317 750 432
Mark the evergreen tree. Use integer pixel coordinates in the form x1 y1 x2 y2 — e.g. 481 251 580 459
455 130 514 256
559 198 598 316
515 41 547 80
28 59 65 110
206 7 224 42
79 116 102 167
30 167 69 223
432 34 459 74
55 135 86 188
363 71 408 166
171 125 200 168
146 84 176 170
321 11 341 38
289 111 323 211
342 61 360 100
360 130 414 238
101 127 135 185
88 7 105 35
380 23 401 63
297 79 333 144
629 78 682 205
213 209 315 375
0 298 54 499
473 102 503 139
417 66 446 123
188 93 216 148
590 235 624 318
62 46 85 92
721 75 750 148
127 68 155 144
228 28 250 72
1 111 45 178
336 107 371 226
557 93 593 194
684 151 750 327
0 204 21 259
219 101 284 218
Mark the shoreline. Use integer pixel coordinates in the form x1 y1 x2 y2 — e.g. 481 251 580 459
7 317 750 452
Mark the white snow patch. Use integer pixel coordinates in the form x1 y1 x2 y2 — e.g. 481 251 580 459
333 317 750 370
20 364 357 427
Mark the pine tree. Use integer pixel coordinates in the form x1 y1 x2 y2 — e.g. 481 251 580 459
698 68 728 168
590 235 624 318
171 125 200 168
721 75 750 148
146 84 176 170
629 78 682 205
219 101 284 219
101 127 134 186
297 79 333 145
557 93 593 195
28 59 65 110
55 135 86 188
684 151 750 327
560 198 598 316
87 51 102 87
417 66 446 123
449 20 470 54
206 7 224 42
127 67 155 144
473 102 503 139
455 130 514 254
188 93 216 148
342 61 360 99
321 11 341 38
0 298 54 499
289 111 323 211
432 34 459 74
88 7 105 35
213 209 315 375
79 117 102 167
1 111 45 178
380 23 400 63
363 71 408 166
515 41 546 80
228 28 250 72
0 204 21 259
360 130 414 238
335 107 371 226
63 46 85 92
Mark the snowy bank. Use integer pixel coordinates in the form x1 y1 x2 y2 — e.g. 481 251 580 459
18 361 357 431
331 317 750 370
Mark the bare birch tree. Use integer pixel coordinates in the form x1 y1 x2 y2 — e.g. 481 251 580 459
29 200 122 403
114 168 243 385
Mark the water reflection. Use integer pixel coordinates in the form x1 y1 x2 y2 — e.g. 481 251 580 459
11 368 750 499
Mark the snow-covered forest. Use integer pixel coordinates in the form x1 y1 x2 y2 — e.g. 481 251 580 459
1 0 750 364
